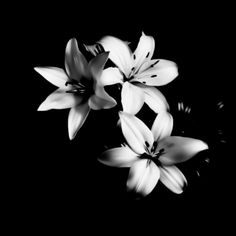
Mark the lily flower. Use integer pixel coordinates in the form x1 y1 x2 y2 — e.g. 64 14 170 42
35 38 116 140
86 32 178 114
99 112 208 196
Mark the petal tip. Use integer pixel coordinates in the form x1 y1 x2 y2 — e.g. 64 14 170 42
34 67 42 74
37 103 47 111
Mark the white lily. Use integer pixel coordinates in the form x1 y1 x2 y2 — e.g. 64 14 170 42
99 112 208 196
87 32 178 114
35 38 116 140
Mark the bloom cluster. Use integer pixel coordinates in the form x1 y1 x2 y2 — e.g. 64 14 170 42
35 32 208 197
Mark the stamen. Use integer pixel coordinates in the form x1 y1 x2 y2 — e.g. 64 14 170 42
146 159 151 167
96 44 104 54
66 90 77 93
131 67 135 71
146 52 150 58
65 80 85 89
151 141 158 152
133 54 136 60
151 75 157 78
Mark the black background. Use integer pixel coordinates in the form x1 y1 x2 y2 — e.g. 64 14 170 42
6 2 230 233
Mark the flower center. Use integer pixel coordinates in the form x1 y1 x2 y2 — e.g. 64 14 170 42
141 141 165 166
65 78 94 99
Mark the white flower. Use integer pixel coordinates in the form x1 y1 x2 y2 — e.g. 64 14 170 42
87 32 178 114
35 38 116 140
99 112 208 196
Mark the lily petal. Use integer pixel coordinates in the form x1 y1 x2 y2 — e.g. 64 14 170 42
34 67 68 89
158 136 209 165
38 89 82 111
100 67 124 86
159 165 187 194
121 82 145 115
151 112 173 142
137 85 169 113
127 159 160 196
133 32 155 73
135 59 178 86
68 102 90 140
88 92 116 110
65 38 88 80
98 146 138 167
95 85 117 106
119 112 154 154
99 36 132 77
88 52 109 81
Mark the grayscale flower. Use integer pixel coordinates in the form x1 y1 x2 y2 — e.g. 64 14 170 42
99 112 208 196
35 38 116 140
87 32 178 114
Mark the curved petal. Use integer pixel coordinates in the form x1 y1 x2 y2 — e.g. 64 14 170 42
34 67 68 89
127 159 160 196
99 36 132 77
119 112 154 154
159 165 187 194
68 102 90 140
135 59 178 86
88 52 109 81
137 85 169 113
38 89 82 111
99 67 124 86
88 92 116 110
133 32 155 73
158 136 209 165
121 82 145 115
151 112 173 142
65 38 88 80
98 146 139 167
95 85 117 103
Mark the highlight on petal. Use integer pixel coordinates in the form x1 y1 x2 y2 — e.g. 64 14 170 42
38 89 82 111
98 146 138 167
158 136 209 165
159 165 187 194
65 38 88 80
151 112 173 141
88 52 109 81
133 32 155 73
137 59 178 86
34 67 68 89
121 82 145 115
99 36 132 77
119 112 154 154
139 85 169 113
68 102 90 140
127 159 160 196
99 67 124 86
88 92 116 110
